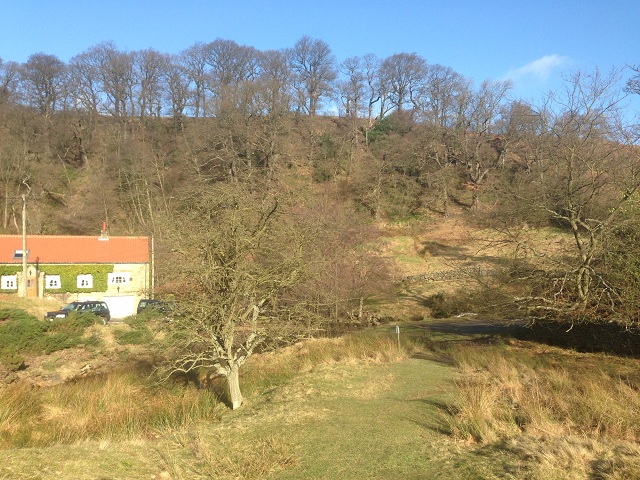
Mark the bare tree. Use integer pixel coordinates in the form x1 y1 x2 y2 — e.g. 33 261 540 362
626 64 640 95
499 68 640 313
422 64 470 127
205 39 259 87
20 53 67 117
180 42 209 118
68 51 102 119
164 54 190 126
240 50 296 175
285 194 393 323
337 56 366 118
86 42 135 119
379 52 428 112
134 48 168 119
0 59 20 106
362 53 382 126
288 36 337 115
498 100 546 139
538 69 639 309
204 39 261 116
159 184 302 409
336 56 367 156
447 78 512 211
256 49 293 115
467 79 513 135
0 132 28 230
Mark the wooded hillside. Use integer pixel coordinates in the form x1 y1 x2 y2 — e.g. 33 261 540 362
1 39 640 327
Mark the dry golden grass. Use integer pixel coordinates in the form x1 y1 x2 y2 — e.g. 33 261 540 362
444 341 640 478
510 436 640 480
0 370 224 448
154 430 298 480
0 329 412 451
192 433 298 479
246 332 414 379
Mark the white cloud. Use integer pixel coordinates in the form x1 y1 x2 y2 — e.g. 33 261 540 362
504 54 571 82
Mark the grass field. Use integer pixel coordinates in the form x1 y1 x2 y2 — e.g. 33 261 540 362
3 324 638 479
0 336 502 479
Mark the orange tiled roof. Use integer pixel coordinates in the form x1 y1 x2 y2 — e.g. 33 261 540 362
0 235 149 264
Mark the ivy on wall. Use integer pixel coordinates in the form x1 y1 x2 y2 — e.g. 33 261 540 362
0 266 20 277
41 265 114 293
0 264 115 294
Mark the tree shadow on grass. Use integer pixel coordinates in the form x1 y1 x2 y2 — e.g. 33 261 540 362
419 240 515 268
419 241 468 259
400 320 527 351
168 369 228 404
425 320 528 337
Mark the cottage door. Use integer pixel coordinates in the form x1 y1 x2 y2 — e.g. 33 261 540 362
27 275 38 298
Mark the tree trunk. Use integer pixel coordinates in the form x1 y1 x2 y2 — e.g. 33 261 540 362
442 179 448 217
576 264 591 308
3 184 8 229
226 364 243 410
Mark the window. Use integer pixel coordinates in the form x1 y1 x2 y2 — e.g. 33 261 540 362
1 275 17 290
77 274 93 289
108 272 130 285
45 275 61 289
12 249 29 260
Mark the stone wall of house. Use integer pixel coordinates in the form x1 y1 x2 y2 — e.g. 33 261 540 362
104 264 149 297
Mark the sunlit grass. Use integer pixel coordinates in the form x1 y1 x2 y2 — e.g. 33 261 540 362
0 328 420 451
161 432 298 480
0 369 223 448
6 322 639 479
242 329 420 394
443 341 640 478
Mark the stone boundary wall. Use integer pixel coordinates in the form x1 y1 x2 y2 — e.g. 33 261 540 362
402 266 494 283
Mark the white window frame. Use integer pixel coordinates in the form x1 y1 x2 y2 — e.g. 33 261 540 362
1 275 17 290
108 272 131 285
45 275 61 289
77 274 93 289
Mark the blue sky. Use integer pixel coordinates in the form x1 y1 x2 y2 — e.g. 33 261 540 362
1 0 639 112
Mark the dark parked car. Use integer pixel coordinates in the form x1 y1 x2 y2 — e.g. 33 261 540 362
137 298 174 315
44 301 111 324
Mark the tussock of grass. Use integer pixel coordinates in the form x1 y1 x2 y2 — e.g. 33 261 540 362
154 432 298 480
180 433 298 479
510 436 640 480
0 370 223 448
444 342 640 478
